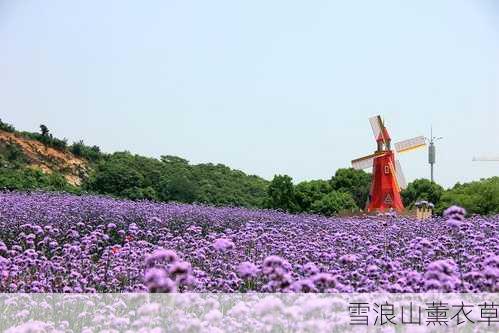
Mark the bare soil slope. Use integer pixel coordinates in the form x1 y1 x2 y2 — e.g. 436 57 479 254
0 131 89 186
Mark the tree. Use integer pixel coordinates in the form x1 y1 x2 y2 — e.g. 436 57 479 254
71 140 103 162
189 162 268 207
158 172 198 203
267 175 298 212
330 168 371 209
161 155 189 165
295 180 332 212
40 125 49 137
402 178 444 207
85 161 144 196
436 177 499 215
0 168 73 192
121 186 158 201
5 143 25 164
310 191 358 216
0 119 15 132
71 140 84 156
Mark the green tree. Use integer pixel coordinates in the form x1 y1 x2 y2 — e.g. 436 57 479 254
121 186 158 201
437 177 499 215
158 172 198 203
161 155 189 165
0 168 72 192
4 143 25 164
267 175 298 212
85 161 145 196
295 180 332 212
401 178 444 207
70 140 84 156
70 140 103 161
40 125 49 137
310 191 358 216
330 168 371 209
0 119 15 132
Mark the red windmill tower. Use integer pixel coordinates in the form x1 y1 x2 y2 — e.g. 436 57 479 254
351 116 426 212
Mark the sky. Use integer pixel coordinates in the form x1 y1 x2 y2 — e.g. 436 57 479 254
1 0 498 188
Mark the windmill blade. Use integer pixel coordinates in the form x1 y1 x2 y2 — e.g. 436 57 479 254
395 136 426 154
473 156 499 161
369 115 384 142
351 152 386 170
387 161 401 193
351 155 375 170
395 159 408 190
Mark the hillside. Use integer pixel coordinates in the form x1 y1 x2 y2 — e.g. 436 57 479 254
0 130 89 186
0 120 270 208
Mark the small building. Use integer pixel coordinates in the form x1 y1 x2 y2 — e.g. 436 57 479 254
415 200 434 220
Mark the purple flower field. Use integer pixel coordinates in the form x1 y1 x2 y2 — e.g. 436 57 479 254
0 192 497 293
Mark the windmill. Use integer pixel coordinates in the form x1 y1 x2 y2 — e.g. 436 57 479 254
351 115 426 212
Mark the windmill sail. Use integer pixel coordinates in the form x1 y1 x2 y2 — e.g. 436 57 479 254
352 152 386 170
352 155 375 170
473 156 499 161
369 115 385 142
395 159 407 189
395 136 426 154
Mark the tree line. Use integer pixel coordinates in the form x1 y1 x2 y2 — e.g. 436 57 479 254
1 119 499 216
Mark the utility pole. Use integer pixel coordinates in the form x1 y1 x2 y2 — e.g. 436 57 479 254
428 127 443 183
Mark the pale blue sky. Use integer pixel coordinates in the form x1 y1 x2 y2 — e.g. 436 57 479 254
1 0 498 188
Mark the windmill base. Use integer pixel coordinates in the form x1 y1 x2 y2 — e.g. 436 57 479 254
367 152 404 213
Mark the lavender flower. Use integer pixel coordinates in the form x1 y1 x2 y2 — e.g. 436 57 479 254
213 238 235 251
144 268 176 293
0 192 495 293
444 205 466 221
237 262 258 279
145 249 178 267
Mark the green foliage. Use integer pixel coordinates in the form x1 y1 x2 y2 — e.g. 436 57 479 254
0 167 74 192
191 163 268 207
310 191 358 216
0 119 16 132
40 124 49 137
295 180 332 212
266 175 299 212
85 153 148 197
0 142 27 167
330 168 371 209
437 177 499 215
402 178 444 207
158 172 198 203
84 152 268 206
161 155 189 165
70 140 103 162
121 186 157 201
293 177 359 216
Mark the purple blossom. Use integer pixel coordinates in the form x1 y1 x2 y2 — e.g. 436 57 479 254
144 268 176 293
145 249 178 267
0 241 7 254
107 223 117 230
444 205 466 221
213 238 235 251
339 254 358 265
0 193 495 293
237 262 258 279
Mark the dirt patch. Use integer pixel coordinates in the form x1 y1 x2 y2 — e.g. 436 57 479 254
0 131 90 186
